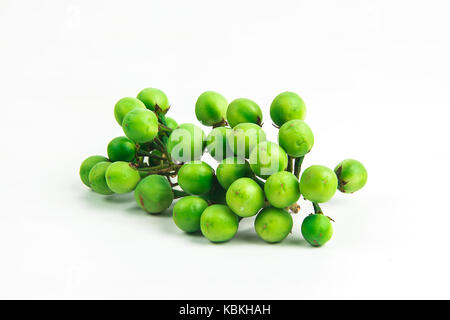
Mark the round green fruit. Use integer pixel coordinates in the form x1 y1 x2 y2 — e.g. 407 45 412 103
249 141 288 179
226 98 263 128
270 92 306 127
226 177 265 217
300 165 337 203
79 155 109 187
254 207 293 243
216 157 252 189
107 136 136 162
114 97 146 126
278 120 314 158
200 204 239 242
206 127 233 161
105 161 141 194
167 123 206 162
178 161 214 195
88 162 114 195
301 214 333 247
229 123 266 159
122 108 159 143
335 159 368 193
136 88 170 112
173 196 208 232
165 116 178 130
135 175 173 214
195 91 228 126
264 171 300 208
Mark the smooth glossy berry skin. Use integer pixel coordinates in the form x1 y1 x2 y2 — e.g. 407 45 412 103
278 120 314 158
122 109 159 144
270 92 306 127
216 157 252 190
249 141 288 179
80 155 109 187
167 123 206 162
107 136 137 162
105 161 141 194
301 214 333 247
226 177 265 217
335 159 368 193
264 171 300 208
178 161 214 195
226 98 263 128
229 123 266 159
165 116 178 130
114 97 146 126
134 175 173 214
300 165 337 203
254 207 293 243
206 127 233 161
200 204 239 243
173 196 208 232
195 91 228 126
88 162 114 195
136 88 170 113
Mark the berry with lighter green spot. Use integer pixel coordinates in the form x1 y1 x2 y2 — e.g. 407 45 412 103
226 177 265 217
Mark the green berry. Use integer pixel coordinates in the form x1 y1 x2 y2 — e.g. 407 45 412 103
173 196 208 232
165 116 178 130
88 162 114 195
136 88 170 113
226 177 265 217
114 97 146 126
195 91 228 126
167 123 206 162
229 123 266 158
226 98 263 128
178 161 214 195
300 165 337 203
270 92 306 127
335 159 368 193
122 109 159 143
134 175 173 214
200 204 239 242
278 120 314 158
79 155 109 187
107 136 137 162
206 127 233 161
249 141 288 179
301 214 333 247
105 161 141 194
216 157 252 189
254 207 293 243
264 171 300 208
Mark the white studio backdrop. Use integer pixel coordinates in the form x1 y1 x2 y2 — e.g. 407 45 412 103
0 0 449 299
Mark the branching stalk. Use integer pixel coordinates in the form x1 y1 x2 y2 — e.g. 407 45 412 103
294 156 304 179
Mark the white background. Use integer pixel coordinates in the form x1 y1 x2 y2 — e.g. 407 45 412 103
1 0 449 299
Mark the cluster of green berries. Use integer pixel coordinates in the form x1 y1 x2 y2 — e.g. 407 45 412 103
80 88 367 247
